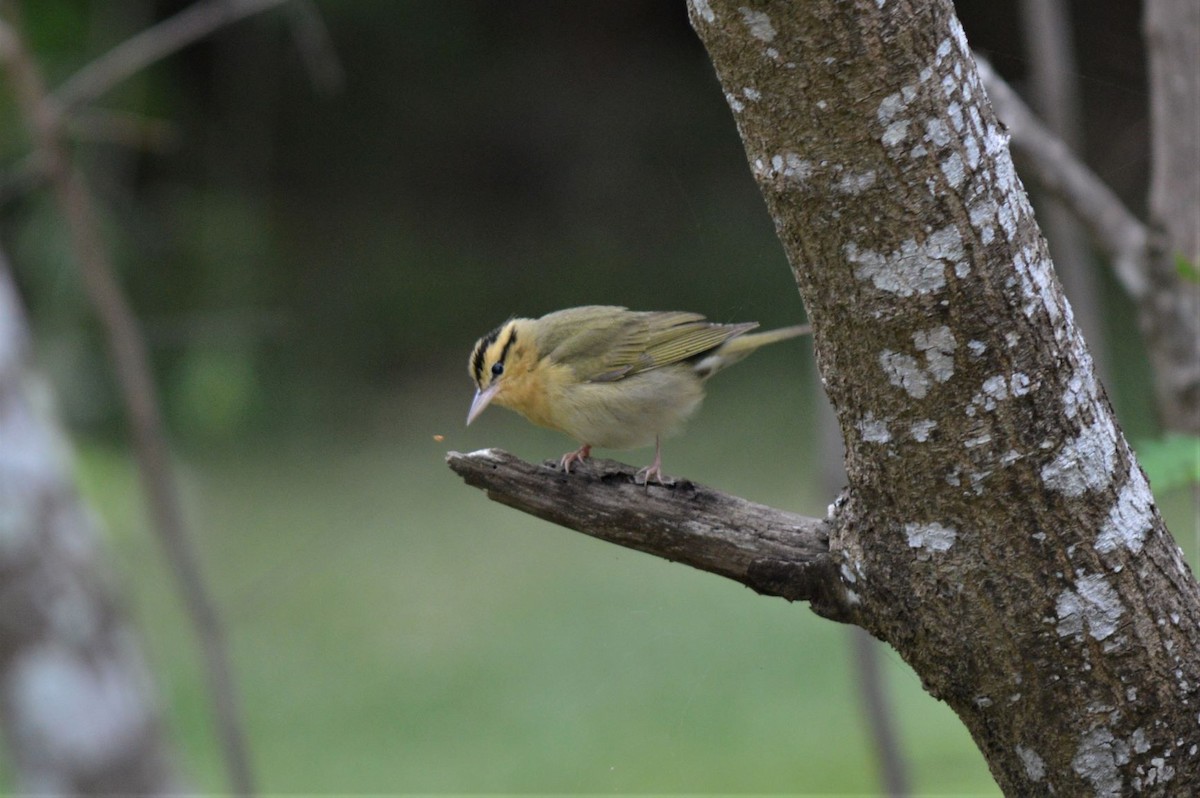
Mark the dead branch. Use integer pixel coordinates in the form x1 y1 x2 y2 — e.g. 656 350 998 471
446 449 849 621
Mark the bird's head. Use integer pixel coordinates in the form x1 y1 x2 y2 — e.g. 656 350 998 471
466 318 533 424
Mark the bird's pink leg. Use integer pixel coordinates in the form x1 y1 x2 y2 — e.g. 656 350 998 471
634 436 666 485
559 444 592 473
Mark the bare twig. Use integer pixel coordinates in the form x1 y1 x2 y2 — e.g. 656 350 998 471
66 108 182 151
0 18 255 797
445 448 848 620
976 57 1150 299
285 0 344 96
53 0 290 112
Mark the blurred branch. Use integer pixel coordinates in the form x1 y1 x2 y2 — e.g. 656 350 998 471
285 0 344 96
1144 0 1200 434
0 17 256 797
979 54 1200 433
446 449 848 620
53 0 290 112
66 108 182 151
1015 0 1106 380
976 57 1150 299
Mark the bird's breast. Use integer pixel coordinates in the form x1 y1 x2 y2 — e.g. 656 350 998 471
550 365 705 450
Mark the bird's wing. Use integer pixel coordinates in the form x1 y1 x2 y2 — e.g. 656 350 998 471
542 307 756 383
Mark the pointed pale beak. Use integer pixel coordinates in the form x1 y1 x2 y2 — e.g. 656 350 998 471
466 383 501 425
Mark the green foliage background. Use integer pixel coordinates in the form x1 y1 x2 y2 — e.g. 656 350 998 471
2 1 1192 794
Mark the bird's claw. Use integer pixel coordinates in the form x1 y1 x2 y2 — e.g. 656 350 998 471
558 444 592 473
634 463 670 486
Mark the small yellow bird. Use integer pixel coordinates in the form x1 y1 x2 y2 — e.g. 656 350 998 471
466 305 810 484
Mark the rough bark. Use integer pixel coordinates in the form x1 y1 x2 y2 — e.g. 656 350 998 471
0 251 179 793
684 0 1200 794
446 449 843 616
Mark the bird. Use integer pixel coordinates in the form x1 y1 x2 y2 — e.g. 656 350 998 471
466 305 811 484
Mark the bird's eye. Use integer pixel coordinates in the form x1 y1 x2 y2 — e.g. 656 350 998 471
491 362 504 377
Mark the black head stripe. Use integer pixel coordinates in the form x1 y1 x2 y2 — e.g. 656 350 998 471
472 325 502 385
497 325 517 371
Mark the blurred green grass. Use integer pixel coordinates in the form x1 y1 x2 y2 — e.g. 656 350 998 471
61 360 1020 796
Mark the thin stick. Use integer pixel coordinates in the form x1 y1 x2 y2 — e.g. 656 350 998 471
54 0 290 112
1 18 255 797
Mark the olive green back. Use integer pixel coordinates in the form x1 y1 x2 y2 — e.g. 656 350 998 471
533 305 757 383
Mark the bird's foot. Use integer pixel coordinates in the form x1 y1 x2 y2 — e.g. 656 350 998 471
559 444 592 473
634 436 671 485
634 457 670 485
634 464 666 485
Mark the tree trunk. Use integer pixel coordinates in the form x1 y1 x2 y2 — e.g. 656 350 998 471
0 250 179 794
685 0 1199 794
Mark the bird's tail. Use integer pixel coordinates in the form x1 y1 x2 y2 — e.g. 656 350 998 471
693 323 812 378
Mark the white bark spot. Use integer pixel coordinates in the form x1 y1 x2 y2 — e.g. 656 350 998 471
1056 574 1124 641
690 0 715 22
947 101 964 131
1013 244 1063 325
877 90 912 125
880 326 956 399
969 197 997 245
1096 464 1154 554
880 351 930 399
738 7 776 42
910 419 937 442
753 151 813 185
924 118 951 148
982 374 1008 403
742 87 761 101
964 132 980 169
914 325 957 382
882 119 909 147
941 151 965 187
10 641 151 771
1041 365 1117 496
835 169 876 194
948 13 971 56
1016 745 1046 781
1011 372 1032 396
1072 727 1128 798
858 412 891 444
967 340 987 357
905 521 957 552
724 92 745 113
847 226 962 296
